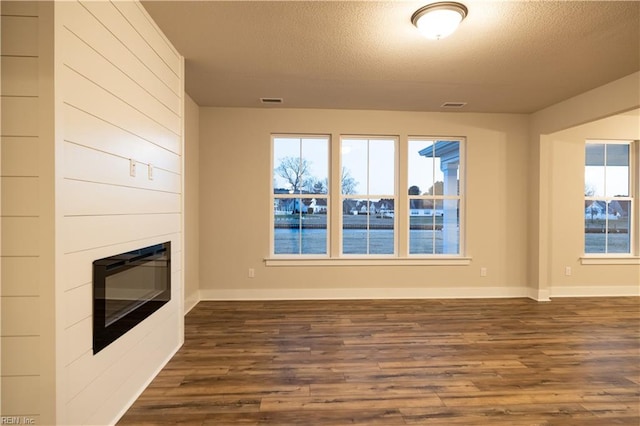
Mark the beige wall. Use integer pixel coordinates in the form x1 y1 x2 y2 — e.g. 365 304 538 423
184 94 200 311
199 108 530 299
529 72 640 300
546 110 640 296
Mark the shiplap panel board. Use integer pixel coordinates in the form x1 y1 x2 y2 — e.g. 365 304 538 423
0 137 39 176
2 176 38 216
1 56 38 96
1 217 39 256
84 313 180 426
60 0 180 115
61 28 181 134
61 234 181 291
63 142 181 193
0 16 38 56
1 1 38 16
67 309 179 425
66 298 179 401
63 283 91 329
0 376 40 415
61 213 181 254
62 179 180 216
1 97 38 137
171 251 182 276
1 336 39 375
1 296 40 336
64 317 92 366
112 1 181 75
77 0 180 95
1 257 39 296
170 270 182 302
63 105 180 174
62 66 181 154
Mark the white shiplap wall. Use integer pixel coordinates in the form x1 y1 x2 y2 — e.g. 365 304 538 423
1 1 43 423
55 1 184 424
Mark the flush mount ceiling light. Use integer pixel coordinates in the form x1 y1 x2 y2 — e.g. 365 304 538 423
411 2 468 40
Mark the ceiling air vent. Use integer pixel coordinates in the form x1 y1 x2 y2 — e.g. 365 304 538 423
260 97 283 105
441 102 467 109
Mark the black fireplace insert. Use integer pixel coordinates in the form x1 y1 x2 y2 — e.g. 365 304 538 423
93 242 171 354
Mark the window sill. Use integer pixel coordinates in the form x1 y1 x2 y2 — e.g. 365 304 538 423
264 257 472 267
580 256 640 265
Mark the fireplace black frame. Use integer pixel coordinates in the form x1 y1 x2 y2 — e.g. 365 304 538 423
93 242 171 354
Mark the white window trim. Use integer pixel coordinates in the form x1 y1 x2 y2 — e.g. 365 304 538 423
407 136 465 257
584 139 638 257
269 133 468 263
339 135 399 257
265 257 472 267
270 134 331 257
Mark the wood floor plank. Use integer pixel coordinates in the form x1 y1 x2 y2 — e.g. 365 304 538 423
118 297 640 425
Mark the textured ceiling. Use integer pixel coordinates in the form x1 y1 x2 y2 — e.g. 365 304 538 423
141 1 640 113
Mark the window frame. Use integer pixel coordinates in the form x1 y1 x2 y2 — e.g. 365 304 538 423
268 133 469 264
583 139 637 257
270 134 331 258
339 135 399 257
407 137 465 257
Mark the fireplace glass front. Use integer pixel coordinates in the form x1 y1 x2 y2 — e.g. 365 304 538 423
93 242 171 354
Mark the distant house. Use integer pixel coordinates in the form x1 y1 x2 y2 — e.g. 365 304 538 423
309 198 328 214
585 200 628 220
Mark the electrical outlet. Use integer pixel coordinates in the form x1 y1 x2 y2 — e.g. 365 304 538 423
129 159 136 177
248 268 255 278
480 267 487 277
565 266 572 276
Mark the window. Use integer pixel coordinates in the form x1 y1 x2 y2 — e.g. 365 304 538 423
584 140 635 254
408 138 463 255
341 137 396 255
270 134 466 260
272 135 329 255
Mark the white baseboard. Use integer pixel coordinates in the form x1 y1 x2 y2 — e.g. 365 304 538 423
199 286 531 301
184 292 200 314
526 287 551 301
550 285 640 298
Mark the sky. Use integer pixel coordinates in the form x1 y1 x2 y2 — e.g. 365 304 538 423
273 136 453 196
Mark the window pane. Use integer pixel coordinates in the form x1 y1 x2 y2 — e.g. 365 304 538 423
409 140 460 196
343 198 368 254
273 136 328 194
369 140 395 195
606 144 629 197
274 197 301 254
409 139 436 196
409 203 437 254
585 200 631 254
274 197 327 254
585 144 605 197
607 200 630 253
584 200 606 253
342 198 394 255
440 199 460 254
342 138 395 195
341 139 367 195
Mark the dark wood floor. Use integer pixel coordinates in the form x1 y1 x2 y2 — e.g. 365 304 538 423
118 297 640 425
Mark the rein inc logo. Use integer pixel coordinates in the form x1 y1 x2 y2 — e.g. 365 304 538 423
1 418 35 425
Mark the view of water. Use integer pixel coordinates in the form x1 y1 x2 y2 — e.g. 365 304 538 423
274 229 458 255
585 233 630 253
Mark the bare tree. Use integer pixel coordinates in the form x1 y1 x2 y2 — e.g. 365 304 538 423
274 157 312 192
585 183 596 197
341 167 358 195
